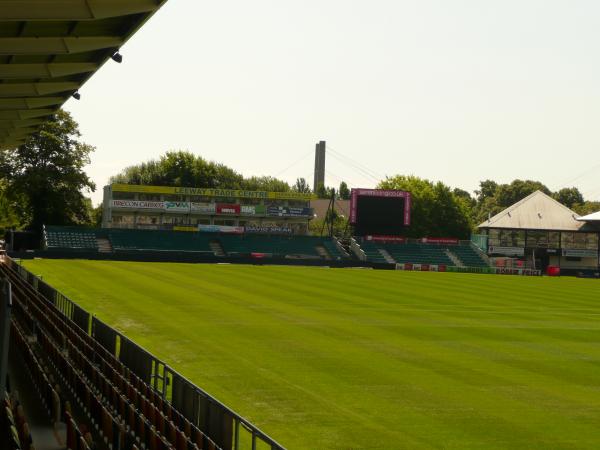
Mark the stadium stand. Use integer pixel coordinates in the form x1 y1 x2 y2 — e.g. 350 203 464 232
108 229 214 253
384 243 454 266
450 245 489 268
218 234 343 259
1 262 223 450
357 240 491 268
43 226 347 260
45 226 99 251
358 241 389 264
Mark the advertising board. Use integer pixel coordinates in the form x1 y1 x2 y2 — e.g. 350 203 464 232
198 225 244 234
112 200 165 209
216 204 241 215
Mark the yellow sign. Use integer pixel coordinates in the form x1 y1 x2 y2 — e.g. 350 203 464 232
111 184 314 200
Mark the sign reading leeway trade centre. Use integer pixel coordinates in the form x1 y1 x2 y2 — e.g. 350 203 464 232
112 184 314 201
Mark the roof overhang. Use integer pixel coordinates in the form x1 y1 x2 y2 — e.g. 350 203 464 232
0 0 168 149
576 211 600 222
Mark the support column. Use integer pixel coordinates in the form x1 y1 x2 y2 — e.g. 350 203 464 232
0 278 12 394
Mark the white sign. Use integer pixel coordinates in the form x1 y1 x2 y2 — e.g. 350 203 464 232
164 201 190 212
198 224 244 234
488 246 524 256
112 200 165 209
191 202 215 213
562 249 598 258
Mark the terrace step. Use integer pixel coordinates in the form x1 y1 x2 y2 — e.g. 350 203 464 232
446 249 463 267
210 240 226 256
316 245 331 260
378 248 396 264
96 237 112 253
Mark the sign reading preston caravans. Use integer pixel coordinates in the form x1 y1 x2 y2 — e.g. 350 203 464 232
111 184 314 200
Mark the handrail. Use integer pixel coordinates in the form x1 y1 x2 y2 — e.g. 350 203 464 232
5 256 286 450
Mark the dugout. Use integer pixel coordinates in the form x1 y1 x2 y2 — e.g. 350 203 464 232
478 191 600 273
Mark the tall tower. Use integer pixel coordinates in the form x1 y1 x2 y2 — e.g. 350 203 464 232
313 140 326 193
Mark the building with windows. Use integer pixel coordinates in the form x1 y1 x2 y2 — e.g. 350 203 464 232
102 184 315 234
478 191 599 272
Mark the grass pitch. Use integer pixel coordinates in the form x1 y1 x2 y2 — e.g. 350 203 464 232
21 259 600 449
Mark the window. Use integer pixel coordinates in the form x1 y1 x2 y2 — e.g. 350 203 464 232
562 232 599 250
214 219 235 226
164 194 185 202
215 197 237 204
112 192 135 200
137 215 159 225
112 215 134 224
488 229 525 247
139 194 161 201
288 200 309 208
526 231 547 248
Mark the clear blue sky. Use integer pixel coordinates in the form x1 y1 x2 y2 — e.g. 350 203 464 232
64 0 600 204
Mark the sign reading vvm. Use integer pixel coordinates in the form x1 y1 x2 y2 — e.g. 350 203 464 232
111 184 314 201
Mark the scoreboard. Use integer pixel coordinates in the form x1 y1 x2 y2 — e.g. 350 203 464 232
349 189 411 236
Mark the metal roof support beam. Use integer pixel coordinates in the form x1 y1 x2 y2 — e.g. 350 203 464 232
0 0 161 21
0 82 80 97
0 108 56 120
0 37 123 55
0 62 98 79
0 127 37 139
0 118 45 129
0 97 65 110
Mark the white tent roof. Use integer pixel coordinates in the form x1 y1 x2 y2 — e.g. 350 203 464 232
479 190 584 231
576 211 600 222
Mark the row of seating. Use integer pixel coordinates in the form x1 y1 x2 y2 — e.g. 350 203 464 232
359 241 489 267
449 245 488 268
44 226 346 260
3 263 220 450
218 234 338 259
386 243 454 266
2 388 35 450
108 229 214 253
45 228 98 251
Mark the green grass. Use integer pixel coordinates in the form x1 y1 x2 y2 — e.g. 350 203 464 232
21 259 600 450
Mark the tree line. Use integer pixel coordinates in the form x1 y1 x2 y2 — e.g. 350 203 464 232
1 110 598 239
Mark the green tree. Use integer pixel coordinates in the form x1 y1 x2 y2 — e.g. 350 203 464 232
110 150 291 191
572 201 600 216
553 187 584 208
494 179 551 208
378 175 473 238
0 110 95 231
339 181 351 200
315 183 328 199
0 180 22 233
473 179 551 225
474 180 498 203
242 176 290 192
292 177 311 193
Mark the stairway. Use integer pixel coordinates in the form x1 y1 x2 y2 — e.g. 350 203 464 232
378 248 396 264
96 237 113 253
316 245 331 260
210 240 226 256
445 249 463 267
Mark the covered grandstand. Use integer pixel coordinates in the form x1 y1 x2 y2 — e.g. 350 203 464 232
478 190 600 273
43 226 349 261
102 184 315 235
0 2 284 450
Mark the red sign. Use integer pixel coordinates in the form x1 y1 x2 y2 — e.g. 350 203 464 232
421 237 459 245
216 203 240 215
366 235 406 243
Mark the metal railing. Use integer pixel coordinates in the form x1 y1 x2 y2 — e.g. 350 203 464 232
7 256 286 450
